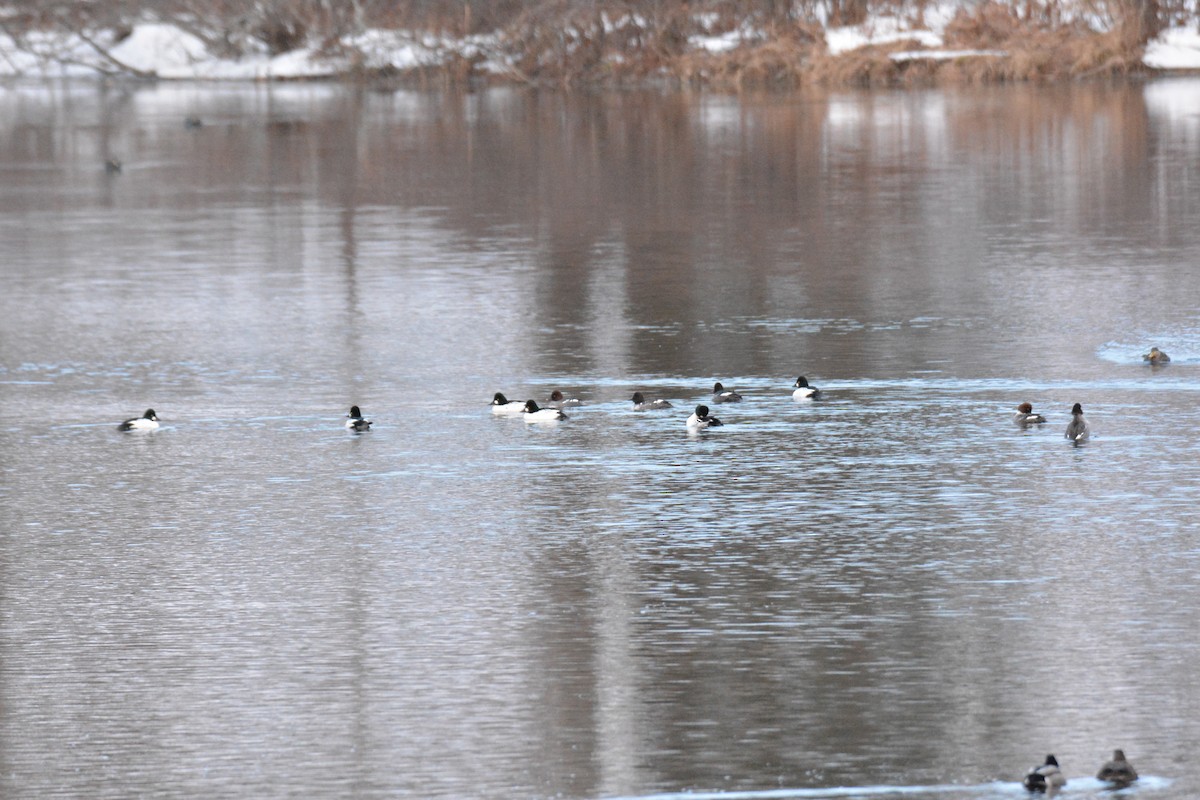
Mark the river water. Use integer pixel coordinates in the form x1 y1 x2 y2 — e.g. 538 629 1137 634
2 78 1200 800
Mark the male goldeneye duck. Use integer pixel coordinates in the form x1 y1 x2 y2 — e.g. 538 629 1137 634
1023 754 1066 794
1096 749 1138 788
491 392 525 416
522 399 567 422
631 392 672 411
1065 403 1090 442
345 405 372 431
1013 402 1047 426
712 382 743 403
118 408 159 431
686 404 723 428
1143 346 1170 364
548 390 582 408
792 376 822 400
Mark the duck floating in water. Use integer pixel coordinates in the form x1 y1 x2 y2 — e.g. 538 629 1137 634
631 392 672 411
491 392 525 416
792 376 822 400
547 390 582 408
1023 754 1066 795
1065 403 1090 442
104 157 122 174
686 404 723 429
1143 347 1170 365
1013 402 1047 426
522 399 567 422
345 405 372 431
118 408 159 431
712 382 743 403
1096 749 1138 788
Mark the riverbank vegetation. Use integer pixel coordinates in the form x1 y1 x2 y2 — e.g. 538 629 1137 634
0 0 1194 87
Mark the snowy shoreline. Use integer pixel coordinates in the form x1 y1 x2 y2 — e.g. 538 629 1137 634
1 15 1198 84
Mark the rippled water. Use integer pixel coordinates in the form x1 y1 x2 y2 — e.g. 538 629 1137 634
3 79 1200 799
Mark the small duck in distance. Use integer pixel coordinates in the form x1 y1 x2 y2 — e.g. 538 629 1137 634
118 408 159 431
1096 749 1138 788
792 376 822 400
1013 402 1047 426
1143 346 1170 365
491 392 525 416
1065 402 1090 442
686 404 723 429
547 390 582 408
345 405 372 431
104 157 122 174
522 399 567 422
712 382 743 403
1023 754 1066 795
631 391 672 411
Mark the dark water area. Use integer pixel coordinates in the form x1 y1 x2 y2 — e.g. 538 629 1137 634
2 79 1200 799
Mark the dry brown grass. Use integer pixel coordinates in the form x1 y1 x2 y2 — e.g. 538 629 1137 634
0 0 1171 87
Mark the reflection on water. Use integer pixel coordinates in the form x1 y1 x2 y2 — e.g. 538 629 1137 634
2 79 1200 799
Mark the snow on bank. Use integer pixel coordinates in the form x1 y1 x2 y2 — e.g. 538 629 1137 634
0 15 1197 81
1144 26 1200 70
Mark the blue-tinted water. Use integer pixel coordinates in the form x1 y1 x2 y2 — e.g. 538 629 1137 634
2 80 1200 799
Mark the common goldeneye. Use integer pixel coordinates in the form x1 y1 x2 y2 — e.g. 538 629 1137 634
491 392 525 416
522 400 567 422
1096 749 1137 788
1013 402 1047 426
631 392 672 411
548 390 582 408
712 382 743 403
346 405 372 431
118 408 159 431
1065 403 1090 442
792 376 822 400
1143 346 1170 364
686 404 723 428
1023 754 1066 794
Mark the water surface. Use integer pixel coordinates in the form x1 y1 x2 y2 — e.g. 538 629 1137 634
3 79 1200 799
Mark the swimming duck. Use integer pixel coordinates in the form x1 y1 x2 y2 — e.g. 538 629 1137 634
712 382 743 403
118 408 159 431
547 390 582 408
522 399 567 422
491 392 525 416
104 157 122 174
1143 347 1170 365
631 392 672 411
792 376 822 400
1013 402 1047 426
1065 403 1090 442
1023 754 1066 794
686 404 723 429
1096 749 1137 788
345 405 372 431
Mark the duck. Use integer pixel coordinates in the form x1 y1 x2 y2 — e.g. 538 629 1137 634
1013 402 1047 426
1143 346 1170 365
547 390 582 408
1096 749 1138 788
631 391 672 411
491 392 526 416
118 408 159 431
686 404 723 429
1065 403 1090 442
792 376 822 400
345 405 372 431
712 382 743 403
1023 754 1066 794
522 399 567 422
104 157 122 174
